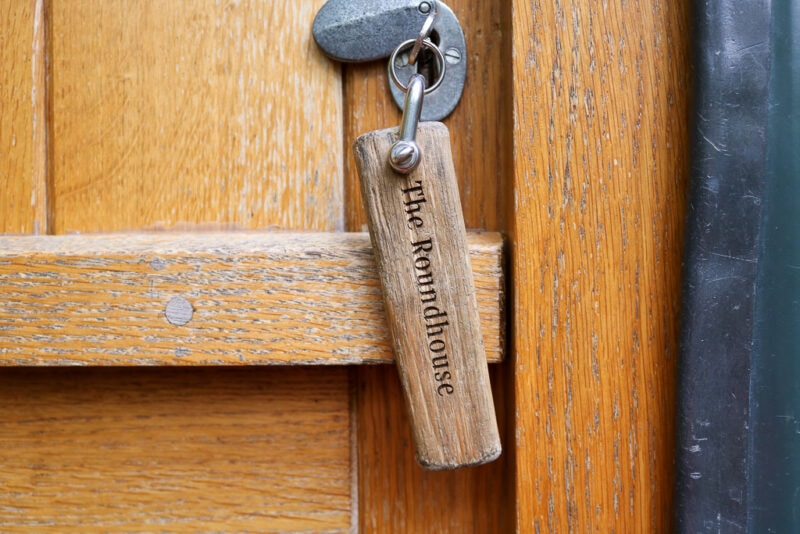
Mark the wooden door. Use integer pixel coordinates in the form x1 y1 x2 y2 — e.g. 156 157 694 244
1 0 690 531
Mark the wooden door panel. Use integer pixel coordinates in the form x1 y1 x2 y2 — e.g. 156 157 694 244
0 0 694 531
2 2 357 532
48 0 342 233
0 0 47 234
0 368 353 532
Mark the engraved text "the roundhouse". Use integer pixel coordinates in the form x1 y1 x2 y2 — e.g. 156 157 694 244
402 181 454 396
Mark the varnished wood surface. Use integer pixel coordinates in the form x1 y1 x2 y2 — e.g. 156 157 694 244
356 365 512 533
0 0 692 530
354 124 500 469
0 0 47 234
2 2 357 530
343 0 513 529
47 0 342 233
0 232 504 366
511 0 691 531
0 367 352 532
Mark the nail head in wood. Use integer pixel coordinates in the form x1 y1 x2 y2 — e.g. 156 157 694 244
165 296 193 326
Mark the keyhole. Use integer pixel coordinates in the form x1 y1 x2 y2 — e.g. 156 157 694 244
415 31 441 88
416 50 438 88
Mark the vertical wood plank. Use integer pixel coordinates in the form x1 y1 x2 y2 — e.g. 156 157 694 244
511 0 691 531
0 0 47 234
0 368 353 532
356 367 512 532
344 0 513 530
48 0 342 233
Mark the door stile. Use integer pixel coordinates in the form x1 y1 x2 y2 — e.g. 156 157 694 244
342 0 514 530
510 0 692 531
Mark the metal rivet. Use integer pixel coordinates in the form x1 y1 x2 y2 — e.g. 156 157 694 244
418 2 431 14
390 141 421 173
165 296 193 326
444 47 461 64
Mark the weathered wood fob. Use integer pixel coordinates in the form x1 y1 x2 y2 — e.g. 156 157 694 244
354 122 501 469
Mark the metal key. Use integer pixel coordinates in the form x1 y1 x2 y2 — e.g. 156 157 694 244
312 0 466 121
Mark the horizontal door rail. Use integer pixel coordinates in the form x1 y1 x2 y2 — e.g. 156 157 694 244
0 232 504 366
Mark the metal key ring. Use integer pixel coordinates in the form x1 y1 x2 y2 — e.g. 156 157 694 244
409 5 438 65
388 39 446 95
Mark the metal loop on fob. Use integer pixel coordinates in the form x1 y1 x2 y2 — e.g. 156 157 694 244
388 39 446 95
409 2 438 66
389 73 426 174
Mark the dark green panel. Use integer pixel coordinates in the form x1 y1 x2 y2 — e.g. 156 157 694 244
750 2 800 532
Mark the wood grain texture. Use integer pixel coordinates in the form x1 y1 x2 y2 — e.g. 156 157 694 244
47 0 342 233
354 123 500 469
2 2 359 531
356 364 512 533
0 0 47 234
0 367 352 532
0 231 503 366
511 0 691 531
343 0 513 529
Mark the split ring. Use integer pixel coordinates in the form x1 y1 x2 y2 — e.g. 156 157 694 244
409 5 438 65
388 39 446 95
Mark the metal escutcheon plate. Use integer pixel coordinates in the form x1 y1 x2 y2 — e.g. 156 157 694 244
313 0 467 122
312 0 429 63
388 2 466 121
